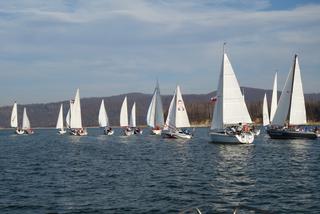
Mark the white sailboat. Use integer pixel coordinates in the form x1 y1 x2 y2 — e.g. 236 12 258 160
267 54 317 139
270 72 278 122
65 101 72 129
147 81 164 135
129 102 142 134
262 93 270 127
10 102 24 135
120 96 133 136
209 46 254 144
56 104 66 134
163 85 192 139
69 88 87 136
22 107 34 134
98 99 114 135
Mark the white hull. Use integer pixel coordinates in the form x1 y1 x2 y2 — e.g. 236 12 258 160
163 130 192 139
15 129 25 135
124 129 134 136
69 129 88 136
209 132 254 144
104 128 114 135
151 129 162 135
58 129 67 135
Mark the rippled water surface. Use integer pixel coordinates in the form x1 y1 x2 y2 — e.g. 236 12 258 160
0 128 320 213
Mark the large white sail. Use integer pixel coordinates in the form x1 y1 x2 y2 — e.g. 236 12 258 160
98 99 109 127
289 56 306 125
70 88 83 129
56 104 64 130
175 85 190 128
120 96 128 127
270 72 277 122
22 107 31 130
11 102 18 128
164 91 176 130
263 93 270 126
211 52 252 130
146 81 164 128
129 102 136 128
165 85 190 129
272 55 306 126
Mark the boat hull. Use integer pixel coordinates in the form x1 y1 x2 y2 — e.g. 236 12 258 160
104 128 114 136
69 129 88 136
267 129 317 139
151 129 162 135
162 131 192 139
124 129 134 136
58 130 66 135
15 129 25 135
209 132 254 144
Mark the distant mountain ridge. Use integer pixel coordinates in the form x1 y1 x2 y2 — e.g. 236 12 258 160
0 87 319 128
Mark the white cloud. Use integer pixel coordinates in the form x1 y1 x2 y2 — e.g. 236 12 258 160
0 0 319 105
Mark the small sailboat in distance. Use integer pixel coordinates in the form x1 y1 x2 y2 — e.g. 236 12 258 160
22 107 34 134
56 104 66 134
98 99 114 135
69 88 88 136
146 80 164 135
209 44 254 144
262 93 270 127
120 96 133 136
11 102 24 135
130 102 142 134
267 54 317 139
163 85 192 139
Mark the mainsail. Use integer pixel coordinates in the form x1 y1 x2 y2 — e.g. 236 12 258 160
129 102 136 128
11 102 18 128
120 96 128 127
146 81 164 128
165 85 190 129
98 99 109 127
271 55 306 126
56 104 64 130
263 93 270 126
211 51 252 130
270 72 277 122
70 88 83 129
22 107 31 130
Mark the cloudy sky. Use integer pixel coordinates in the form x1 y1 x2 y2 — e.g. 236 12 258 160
0 0 319 105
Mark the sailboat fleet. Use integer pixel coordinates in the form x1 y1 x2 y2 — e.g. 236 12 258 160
6 45 318 142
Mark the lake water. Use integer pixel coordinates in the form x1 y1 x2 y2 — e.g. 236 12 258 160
0 128 319 213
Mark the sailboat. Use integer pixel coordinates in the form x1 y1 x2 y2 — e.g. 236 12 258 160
98 99 114 135
56 104 66 134
10 102 24 135
120 96 134 136
163 85 192 139
22 107 34 134
262 93 270 127
129 102 142 134
270 72 278 122
267 54 317 139
69 88 88 136
209 45 254 144
146 81 164 135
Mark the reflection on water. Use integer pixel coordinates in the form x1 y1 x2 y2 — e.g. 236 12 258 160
0 128 319 213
